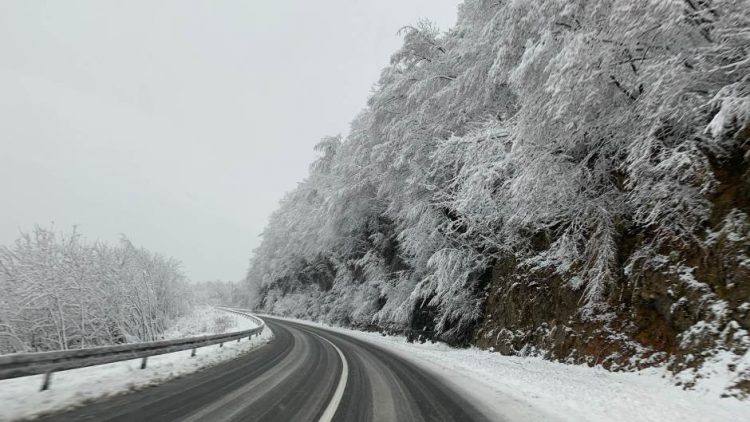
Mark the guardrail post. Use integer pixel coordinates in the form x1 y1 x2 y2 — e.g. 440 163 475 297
41 372 52 391
1 311 264 387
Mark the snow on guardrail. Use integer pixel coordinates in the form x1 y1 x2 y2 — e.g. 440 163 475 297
0 308 264 391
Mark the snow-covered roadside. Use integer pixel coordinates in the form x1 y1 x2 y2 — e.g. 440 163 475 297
273 316 750 422
162 306 254 339
0 307 273 421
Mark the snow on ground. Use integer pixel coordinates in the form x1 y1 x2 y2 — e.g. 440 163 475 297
0 307 273 421
274 316 750 422
162 306 254 339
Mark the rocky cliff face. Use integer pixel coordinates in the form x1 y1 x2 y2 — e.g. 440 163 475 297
475 133 750 397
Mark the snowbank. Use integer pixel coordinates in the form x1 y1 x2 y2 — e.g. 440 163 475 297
0 307 272 421
278 316 750 422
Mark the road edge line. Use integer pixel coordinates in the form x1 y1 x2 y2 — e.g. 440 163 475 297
314 332 348 422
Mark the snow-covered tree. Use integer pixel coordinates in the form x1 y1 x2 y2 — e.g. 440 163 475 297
245 0 750 346
0 226 193 352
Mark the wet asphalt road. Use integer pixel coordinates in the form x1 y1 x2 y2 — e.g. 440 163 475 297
38 317 492 422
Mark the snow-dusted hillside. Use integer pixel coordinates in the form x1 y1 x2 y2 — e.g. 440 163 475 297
245 0 750 398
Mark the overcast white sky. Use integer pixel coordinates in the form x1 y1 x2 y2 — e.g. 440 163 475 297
0 1 460 282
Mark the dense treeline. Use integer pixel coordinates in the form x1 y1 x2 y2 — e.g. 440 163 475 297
248 0 748 334
191 280 248 308
0 226 192 353
246 0 750 394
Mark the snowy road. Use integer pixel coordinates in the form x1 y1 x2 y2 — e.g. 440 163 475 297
38 317 493 422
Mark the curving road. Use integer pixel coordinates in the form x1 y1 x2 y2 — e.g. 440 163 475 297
38 317 494 422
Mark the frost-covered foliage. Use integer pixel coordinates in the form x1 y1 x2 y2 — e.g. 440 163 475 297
246 0 750 344
0 226 193 353
191 280 247 307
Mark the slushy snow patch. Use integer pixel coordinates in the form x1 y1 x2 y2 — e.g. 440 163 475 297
0 307 272 421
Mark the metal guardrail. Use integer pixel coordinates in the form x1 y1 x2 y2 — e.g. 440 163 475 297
0 308 265 390
215 307 265 327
